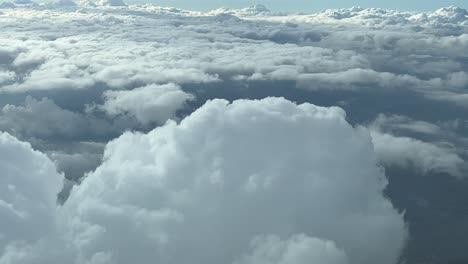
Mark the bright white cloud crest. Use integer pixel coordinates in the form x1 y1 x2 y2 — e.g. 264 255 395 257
100 83 194 125
61 97 406 264
1 98 406 264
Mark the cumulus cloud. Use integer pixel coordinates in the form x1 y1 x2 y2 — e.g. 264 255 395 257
52 0 77 7
0 96 119 183
61 98 406 264
99 0 126 7
208 4 276 17
252 5 468 26
234 234 348 264
369 114 468 178
0 96 114 141
0 98 407 264
100 83 194 125
371 114 444 136
0 132 63 264
370 131 466 178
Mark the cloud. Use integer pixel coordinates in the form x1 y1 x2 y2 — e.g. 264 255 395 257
427 6 468 24
0 4 467 101
52 0 77 7
368 114 468 178
0 96 123 184
234 234 348 264
371 114 444 136
100 83 194 125
0 132 63 264
0 71 15 86
370 131 465 178
99 0 126 7
48 147 103 180
254 5 468 26
424 90 468 108
0 96 114 141
61 97 406 264
0 98 407 264
208 4 276 17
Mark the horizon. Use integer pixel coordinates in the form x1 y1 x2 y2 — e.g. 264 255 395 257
2 0 468 13
134 1 468 13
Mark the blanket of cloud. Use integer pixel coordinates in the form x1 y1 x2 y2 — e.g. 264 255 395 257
1 1 468 263
1 2 468 179
0 98 406 264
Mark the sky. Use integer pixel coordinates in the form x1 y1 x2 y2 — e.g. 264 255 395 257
125 0 468 12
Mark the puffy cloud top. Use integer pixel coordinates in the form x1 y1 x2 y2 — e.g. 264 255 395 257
371 131 465 178
99 0 126 7
430 6 468 24
209 4 273 17
100 83 194 125
52 0 76 7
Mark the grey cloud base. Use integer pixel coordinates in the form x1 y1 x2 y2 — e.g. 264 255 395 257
0 98 406 264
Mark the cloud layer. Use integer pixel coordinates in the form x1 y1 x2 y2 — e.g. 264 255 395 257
0 4 467 100
1 2 468 263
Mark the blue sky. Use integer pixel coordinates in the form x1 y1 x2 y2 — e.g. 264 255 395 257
126 0 468 12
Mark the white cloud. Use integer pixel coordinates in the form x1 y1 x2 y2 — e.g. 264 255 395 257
370 131 465 178
371 114 443 136
424 90 468 107
426 6 468 24
234 234 348 264
369 114 468 178
0 96 114 140
0 98 407 264
100 83 194 125
0 4 467 102
52 0 77 7
208 4 275 17
61 97 406 264
251 5 468 26
99 0 126 7
0 132 63 263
